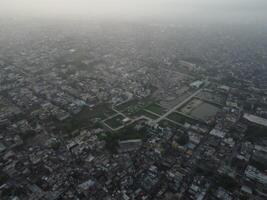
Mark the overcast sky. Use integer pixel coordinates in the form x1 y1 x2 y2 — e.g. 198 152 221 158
1 0 267 23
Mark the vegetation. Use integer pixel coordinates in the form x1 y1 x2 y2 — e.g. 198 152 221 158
115 97 154 117
167 112 186 124
216 175 239 191
0 172 9 185
245 125 267 142
145 103 166 115
136 110 159 120
100 124 148 153
158 119 183 129
58 104 115 134
104 114 125 129
115 99 140 111
177 132 189 146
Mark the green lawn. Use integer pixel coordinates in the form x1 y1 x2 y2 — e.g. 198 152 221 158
145 103 166 115
166 112 186 124
104 114 125 129
136 110 159 120
159 119 183 129
115 99 140 111
115 97 154 117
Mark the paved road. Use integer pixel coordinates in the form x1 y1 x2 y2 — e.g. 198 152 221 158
155 88 203 123
112 107 128 118
104 116 151 132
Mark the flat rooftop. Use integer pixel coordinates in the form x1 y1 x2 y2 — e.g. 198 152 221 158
244 113 267 127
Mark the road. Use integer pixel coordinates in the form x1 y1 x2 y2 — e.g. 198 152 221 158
103 116 152 132
155 88 203 123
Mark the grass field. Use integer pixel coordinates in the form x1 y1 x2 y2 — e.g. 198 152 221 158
179 98 220 122
167 111 203 126
115 99 140 111
145 103 166 115
80 104 117 120
58 104 116 134
104 114 125 129
159 119 183 129
115 97 154 117
99 122 148 153
136 110 159 120
166 112 186 124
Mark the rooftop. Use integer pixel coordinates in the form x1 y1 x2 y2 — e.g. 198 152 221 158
244 113 267 127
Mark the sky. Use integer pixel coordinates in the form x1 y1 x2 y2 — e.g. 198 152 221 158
1 0 267 23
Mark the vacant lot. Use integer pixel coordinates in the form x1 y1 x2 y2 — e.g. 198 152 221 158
179 98 220 121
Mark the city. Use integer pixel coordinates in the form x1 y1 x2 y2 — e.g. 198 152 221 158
1 1 267 200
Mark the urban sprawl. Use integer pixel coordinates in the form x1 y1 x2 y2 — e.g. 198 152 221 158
1 23 267 200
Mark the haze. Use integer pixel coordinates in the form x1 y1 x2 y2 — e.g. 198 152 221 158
1 0 267 24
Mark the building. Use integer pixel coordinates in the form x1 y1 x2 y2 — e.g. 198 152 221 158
190 80 204 89
118 139 142 153
243 113 267 127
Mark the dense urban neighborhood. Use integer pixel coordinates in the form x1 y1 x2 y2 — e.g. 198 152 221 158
1 21 267 200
